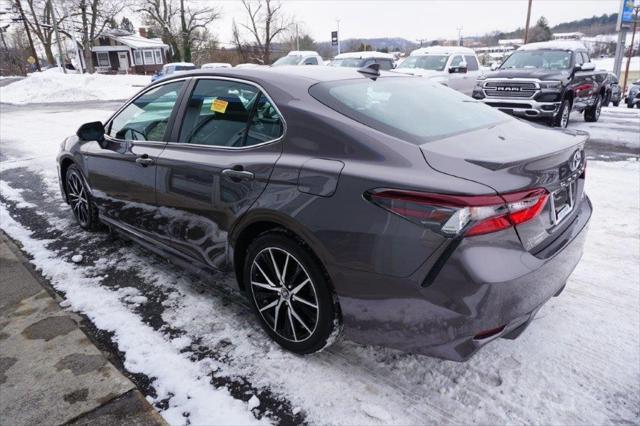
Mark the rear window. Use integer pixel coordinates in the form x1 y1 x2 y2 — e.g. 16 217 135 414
309 77 508 143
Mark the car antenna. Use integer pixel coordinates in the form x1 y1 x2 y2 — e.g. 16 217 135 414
357 63 380 80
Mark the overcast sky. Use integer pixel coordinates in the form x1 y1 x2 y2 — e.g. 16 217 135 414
208 0 620 45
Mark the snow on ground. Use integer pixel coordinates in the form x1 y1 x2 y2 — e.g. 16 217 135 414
0 100 639 425
569 106 640 151
0 68 149 105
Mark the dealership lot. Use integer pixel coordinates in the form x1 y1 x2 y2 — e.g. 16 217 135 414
0 98 638 424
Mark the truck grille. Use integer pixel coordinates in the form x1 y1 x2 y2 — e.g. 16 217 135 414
483 81 538 99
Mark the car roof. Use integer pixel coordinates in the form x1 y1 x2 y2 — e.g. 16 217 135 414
517 40 587 52
410 46 476 56
286 50 321 57
334 51 396 60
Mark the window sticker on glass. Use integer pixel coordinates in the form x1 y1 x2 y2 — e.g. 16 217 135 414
211 98 229 113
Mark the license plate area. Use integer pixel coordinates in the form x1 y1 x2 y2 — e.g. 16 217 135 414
550 181 576 225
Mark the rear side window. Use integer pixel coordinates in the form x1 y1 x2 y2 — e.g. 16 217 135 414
377 59 393 70
109 81 184 141
245 94 285 146
179 79 257 146
464 55 479 71
309 77 507 143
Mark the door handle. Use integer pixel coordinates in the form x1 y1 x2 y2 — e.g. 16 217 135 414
135 154 155 167
222 168 254 181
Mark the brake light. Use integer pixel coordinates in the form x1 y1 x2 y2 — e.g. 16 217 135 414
367 188 548 237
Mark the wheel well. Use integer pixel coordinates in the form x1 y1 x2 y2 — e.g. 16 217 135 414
59 158 75 199
232 221 334 295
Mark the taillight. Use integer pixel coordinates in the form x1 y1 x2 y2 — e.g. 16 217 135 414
366 188 548 237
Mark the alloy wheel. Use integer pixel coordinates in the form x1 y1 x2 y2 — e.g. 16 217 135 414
67 172 90 227
250 247 319 343
595 97 602 121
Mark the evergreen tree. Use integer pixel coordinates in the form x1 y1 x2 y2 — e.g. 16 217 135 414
120 17 135 34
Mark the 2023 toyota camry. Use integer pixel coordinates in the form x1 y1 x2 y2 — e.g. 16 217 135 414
57 66 591 361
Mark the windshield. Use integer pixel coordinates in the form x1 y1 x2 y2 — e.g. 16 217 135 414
309 77 508 143
272 55 302 66
397 55 448 71
500 50 573 70
330 58 364 68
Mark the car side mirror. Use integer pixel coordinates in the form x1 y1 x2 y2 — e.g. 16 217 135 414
490 63 499 71
449 65 467 74
580 62 595 72
77 121 105 142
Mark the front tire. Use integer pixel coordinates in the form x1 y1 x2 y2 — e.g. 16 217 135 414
244 232 341 354
552 98 571 128
65 165 100 231
584 95 602 122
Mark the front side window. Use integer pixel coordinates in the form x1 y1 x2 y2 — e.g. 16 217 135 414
377 59 393 70
178 80 258 147
449 55 465 68
464 55 479 71
309 77 508 144
303 57 319 65
109 81 184 141
501 50 573 70
397 55 449 71
96 52 110 67
330 58 362 67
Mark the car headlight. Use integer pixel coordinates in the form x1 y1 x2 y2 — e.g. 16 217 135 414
539 81 562 89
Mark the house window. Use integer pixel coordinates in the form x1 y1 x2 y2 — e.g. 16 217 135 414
154 49 162 64
96 52 110 67
143 50 154 65
134 50 142 65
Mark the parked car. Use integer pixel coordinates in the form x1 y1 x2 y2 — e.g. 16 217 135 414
393 46 482 95
151 62 196 82
58 67 591 361
472 41 608 127
625 79 640 108
201 62 232 69
271 51 323 66
602 72 622 106
329 51 395 70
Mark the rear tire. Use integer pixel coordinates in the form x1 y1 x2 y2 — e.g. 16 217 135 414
552 99 571 128
244 232 341 354
65 165 100 231
584 95 602 122
613 100 620 107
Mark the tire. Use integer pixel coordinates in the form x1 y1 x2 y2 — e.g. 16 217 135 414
613 100 620 107
244 231 341 354
65 165 100 231
628 101 634 108
584 95 602 122
552 98 571 128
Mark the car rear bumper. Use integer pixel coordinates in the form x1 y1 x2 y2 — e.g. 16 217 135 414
334 194 592 361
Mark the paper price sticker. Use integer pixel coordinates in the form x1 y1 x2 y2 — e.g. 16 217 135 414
211 99 229 113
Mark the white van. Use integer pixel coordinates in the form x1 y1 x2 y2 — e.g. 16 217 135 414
394 46 481 96
272 51 324 66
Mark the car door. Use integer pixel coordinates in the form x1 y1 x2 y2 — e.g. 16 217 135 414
463 55 481 95
446 55 467 93
571 52 594 110
155 77 285 269
81 79 186 241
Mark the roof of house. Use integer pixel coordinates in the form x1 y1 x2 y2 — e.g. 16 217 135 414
93 30 168 50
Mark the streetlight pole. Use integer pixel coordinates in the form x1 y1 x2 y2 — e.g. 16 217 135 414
523 0 533 44
456 26 463 46
61 0 82 73
295 23 299 51
336 18 341 55
49 0 67 73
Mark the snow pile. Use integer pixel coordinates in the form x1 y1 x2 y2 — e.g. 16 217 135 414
0 68 150 105
593 56 640 72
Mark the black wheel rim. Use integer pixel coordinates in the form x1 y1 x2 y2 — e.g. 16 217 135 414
67 172 90 227
250 247 319 343
560 103 570 128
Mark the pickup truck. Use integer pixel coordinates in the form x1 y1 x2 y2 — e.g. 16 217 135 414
472 41 608 127
394 46 482 96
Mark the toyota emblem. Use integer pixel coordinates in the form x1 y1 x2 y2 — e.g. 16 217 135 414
569 150 582 172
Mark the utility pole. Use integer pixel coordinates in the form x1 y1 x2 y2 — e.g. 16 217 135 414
49 0 67 73
336 18 340 55
295 23 299 51
14 0 40 71
523 0 533 44
456 26 463 46
622 6 639 93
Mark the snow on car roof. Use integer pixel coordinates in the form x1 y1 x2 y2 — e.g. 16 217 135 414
334 51 395 60
286 50 321 57
410 46 477 56
201 63 232 68
518 40 587 51
165 62 195 67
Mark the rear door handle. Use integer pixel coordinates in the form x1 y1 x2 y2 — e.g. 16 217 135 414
222 168 255 181
135 154 155 167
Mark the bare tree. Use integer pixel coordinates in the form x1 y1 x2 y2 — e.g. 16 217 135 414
138 0 219 62
22 0 61 64
76 0 124 73
238 0 289 64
